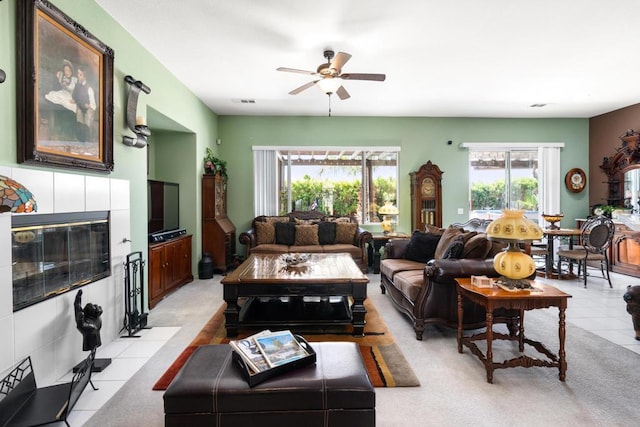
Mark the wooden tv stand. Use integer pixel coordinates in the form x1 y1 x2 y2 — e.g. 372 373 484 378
148 234 193 308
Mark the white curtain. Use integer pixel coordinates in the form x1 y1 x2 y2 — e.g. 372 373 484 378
538 146 562 216
252 148 278 216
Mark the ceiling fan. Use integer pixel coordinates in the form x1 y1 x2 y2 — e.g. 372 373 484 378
277 50 386 100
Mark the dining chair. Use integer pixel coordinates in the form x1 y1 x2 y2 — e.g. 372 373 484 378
556 216 615 288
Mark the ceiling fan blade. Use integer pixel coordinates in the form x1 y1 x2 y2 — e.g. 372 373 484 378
336 85 350 100
341 73 386 82
289 80 319 95
330 52 352 71
277 67 317 75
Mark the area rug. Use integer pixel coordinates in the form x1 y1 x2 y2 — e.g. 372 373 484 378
153 299 420 389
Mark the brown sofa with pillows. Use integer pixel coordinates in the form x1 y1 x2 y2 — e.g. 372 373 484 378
239 210 372 273
380 218 519 340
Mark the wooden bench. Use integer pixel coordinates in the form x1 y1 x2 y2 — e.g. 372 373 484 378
0 349 97 427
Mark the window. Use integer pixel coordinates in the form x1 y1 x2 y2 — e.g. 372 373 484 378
253 147 399 224
468 149 539 218
461 142 564 222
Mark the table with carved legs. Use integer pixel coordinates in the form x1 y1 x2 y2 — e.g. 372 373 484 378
455 278 571 383
222 253 369 337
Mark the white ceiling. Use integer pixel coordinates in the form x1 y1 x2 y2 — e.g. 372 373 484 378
97 0 640 118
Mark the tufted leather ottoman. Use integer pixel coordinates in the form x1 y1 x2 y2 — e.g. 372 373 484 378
163 342 375 427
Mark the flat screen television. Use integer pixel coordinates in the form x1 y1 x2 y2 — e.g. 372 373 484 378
148 180 180 234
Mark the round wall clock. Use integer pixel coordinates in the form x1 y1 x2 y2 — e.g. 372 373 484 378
565 168 586 193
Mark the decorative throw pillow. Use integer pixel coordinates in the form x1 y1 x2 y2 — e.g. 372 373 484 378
462 233 492 259
443 236 465 259
434 226 464 259
255 221 275 245
404 231 441 263
294 218 318 225
323 216 352 223
263 216 290 223
275 222 296 245
424 224 445 236
335 223 357 244
294 224 319 245
318 221 337 245
434 226 477 259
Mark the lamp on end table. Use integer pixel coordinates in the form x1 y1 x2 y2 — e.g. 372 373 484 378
379 201 399 235
487 209 543 291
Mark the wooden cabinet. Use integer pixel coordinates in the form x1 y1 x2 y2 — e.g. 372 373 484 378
611 222 640 277
410 160 443 231
202 174 236 272
148 234 193 308
576 219 640 278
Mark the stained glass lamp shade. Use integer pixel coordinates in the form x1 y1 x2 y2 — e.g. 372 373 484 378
0 175 37 213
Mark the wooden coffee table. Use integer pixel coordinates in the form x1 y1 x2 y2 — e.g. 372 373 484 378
221 253 369 337
455 278 571 383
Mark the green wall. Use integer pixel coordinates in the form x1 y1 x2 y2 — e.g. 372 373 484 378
0 0 220 274
218 116 589 248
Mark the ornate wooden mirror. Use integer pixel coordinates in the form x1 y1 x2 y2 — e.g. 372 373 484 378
600 129 640 209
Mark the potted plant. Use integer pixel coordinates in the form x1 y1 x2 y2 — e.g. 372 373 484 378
600 205 615 218
204 147 227 181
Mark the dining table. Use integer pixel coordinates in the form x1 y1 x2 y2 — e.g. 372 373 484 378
538 228 581 279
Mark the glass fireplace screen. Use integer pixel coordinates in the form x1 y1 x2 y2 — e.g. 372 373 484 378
12 211 111 311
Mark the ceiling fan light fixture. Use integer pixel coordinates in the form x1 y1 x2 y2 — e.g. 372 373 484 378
317 77 342 94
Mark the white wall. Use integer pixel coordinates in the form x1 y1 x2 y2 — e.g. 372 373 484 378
0 166 131 384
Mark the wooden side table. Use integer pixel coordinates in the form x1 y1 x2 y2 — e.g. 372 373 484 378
455 278 571 383
368 233 409 273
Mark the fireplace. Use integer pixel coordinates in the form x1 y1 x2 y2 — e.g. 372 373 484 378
11 211 111 311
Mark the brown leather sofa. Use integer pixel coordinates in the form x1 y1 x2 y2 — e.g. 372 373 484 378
239 210 372 272
380 219 519 340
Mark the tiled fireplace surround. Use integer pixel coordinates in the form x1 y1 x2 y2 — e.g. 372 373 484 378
0 165 131 385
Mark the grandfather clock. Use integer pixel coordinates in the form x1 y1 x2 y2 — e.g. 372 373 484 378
410 160 443 231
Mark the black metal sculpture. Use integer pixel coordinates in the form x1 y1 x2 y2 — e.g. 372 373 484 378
73 290 111 372
74 290 103 351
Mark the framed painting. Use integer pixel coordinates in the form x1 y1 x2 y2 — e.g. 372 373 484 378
17 0 114 172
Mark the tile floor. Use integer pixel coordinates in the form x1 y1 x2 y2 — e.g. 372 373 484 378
55 326 180 426
58 268 640 426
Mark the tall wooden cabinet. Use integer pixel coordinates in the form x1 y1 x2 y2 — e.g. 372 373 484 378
410 161 443 231
202 174 236 272
148 234 193 308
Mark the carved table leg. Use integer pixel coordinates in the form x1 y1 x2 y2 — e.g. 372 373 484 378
518 309 525 352
457 290 463 353
559 305 567 381
352 284 367 337
486 310 494 384
223 285 239 338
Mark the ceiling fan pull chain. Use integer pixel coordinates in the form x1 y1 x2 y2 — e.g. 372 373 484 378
328 93 332 117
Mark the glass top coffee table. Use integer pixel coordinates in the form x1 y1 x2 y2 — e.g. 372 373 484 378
221 253 369 337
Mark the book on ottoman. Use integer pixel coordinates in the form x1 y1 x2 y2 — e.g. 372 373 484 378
230 330 316 387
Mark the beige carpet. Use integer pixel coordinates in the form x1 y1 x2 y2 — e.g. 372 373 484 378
153 299 420 389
